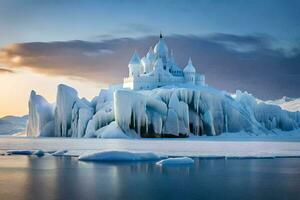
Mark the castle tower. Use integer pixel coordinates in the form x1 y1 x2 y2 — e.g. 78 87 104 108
128 51 142 77
154 58 164 83
183 57 196 84
141 47 155 73
154 33 169 71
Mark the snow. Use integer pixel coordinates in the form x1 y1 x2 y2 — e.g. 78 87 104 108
266 97 300 112
78 150 166 161
280 99 300 112
0 115 28 135
156 157 194 166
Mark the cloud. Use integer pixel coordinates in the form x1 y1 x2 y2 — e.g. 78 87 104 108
0 33 299 99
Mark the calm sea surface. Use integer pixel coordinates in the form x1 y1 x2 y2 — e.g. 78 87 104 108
0 155 300 200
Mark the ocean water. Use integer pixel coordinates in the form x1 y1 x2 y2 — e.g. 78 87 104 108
0 156 300 200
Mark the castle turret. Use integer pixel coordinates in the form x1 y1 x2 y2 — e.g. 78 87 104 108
141 47 155 73
183 58 196 84
154 33 168 70
146 46 156 61
141 56 150 73
154 58 164 83
128 51 142 77
154 58 164 72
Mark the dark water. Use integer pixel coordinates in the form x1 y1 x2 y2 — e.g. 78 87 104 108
0 156 300 200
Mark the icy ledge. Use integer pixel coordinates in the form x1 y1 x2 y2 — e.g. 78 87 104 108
78 150 167 161
156 157 194 166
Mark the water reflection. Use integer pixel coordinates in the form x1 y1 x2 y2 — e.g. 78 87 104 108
0 156 300 200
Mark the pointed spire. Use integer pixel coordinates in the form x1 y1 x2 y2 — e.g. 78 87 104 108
184 57 196 73
160 31 163 39
154 31 168 56
188 57 192 65
148 46 154 54
129 50 141 64
146 46 155 60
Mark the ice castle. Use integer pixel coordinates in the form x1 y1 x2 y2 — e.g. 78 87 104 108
123 33 205 90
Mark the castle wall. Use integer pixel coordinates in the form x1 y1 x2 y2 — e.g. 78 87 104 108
196 74 205 86
124 75 158 90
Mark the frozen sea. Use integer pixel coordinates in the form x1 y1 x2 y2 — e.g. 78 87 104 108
0 155 300 200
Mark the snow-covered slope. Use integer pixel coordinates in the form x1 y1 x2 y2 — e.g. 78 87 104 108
0 115 28 135
266 97 300 112
26 84 300 138
281 99 300 112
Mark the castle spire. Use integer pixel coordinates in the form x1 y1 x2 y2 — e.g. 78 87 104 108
129 50 141 64
188 57 192 65
160 31 163 38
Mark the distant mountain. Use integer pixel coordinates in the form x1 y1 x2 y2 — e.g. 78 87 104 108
266 97 300 112
0 115 28 135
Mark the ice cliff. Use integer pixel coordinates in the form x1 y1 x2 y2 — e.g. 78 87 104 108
27 91 54 137
27 84 300 138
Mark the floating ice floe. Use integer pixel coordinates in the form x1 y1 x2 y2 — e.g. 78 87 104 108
52 150 68 156
33 150 45 157
78 150 167 161
156 157 194 166
6 150 34 155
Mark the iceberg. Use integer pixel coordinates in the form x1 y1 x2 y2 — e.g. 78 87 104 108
26 84 300 138
0 115 28 135
54 84 78 137
156 157 194 166
95 121 129 138
78 150 167 161
52 150 68 156
33 150 45 156
70 98 94 138
27 91 54 137
7 150 34 155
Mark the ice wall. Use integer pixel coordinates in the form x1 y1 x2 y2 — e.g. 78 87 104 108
54 84 78 137
27 90 54 137
70 98 94 138
27 84 300 138
114 88 260 137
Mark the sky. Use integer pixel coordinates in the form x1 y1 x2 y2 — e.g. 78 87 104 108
0 0 300 117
